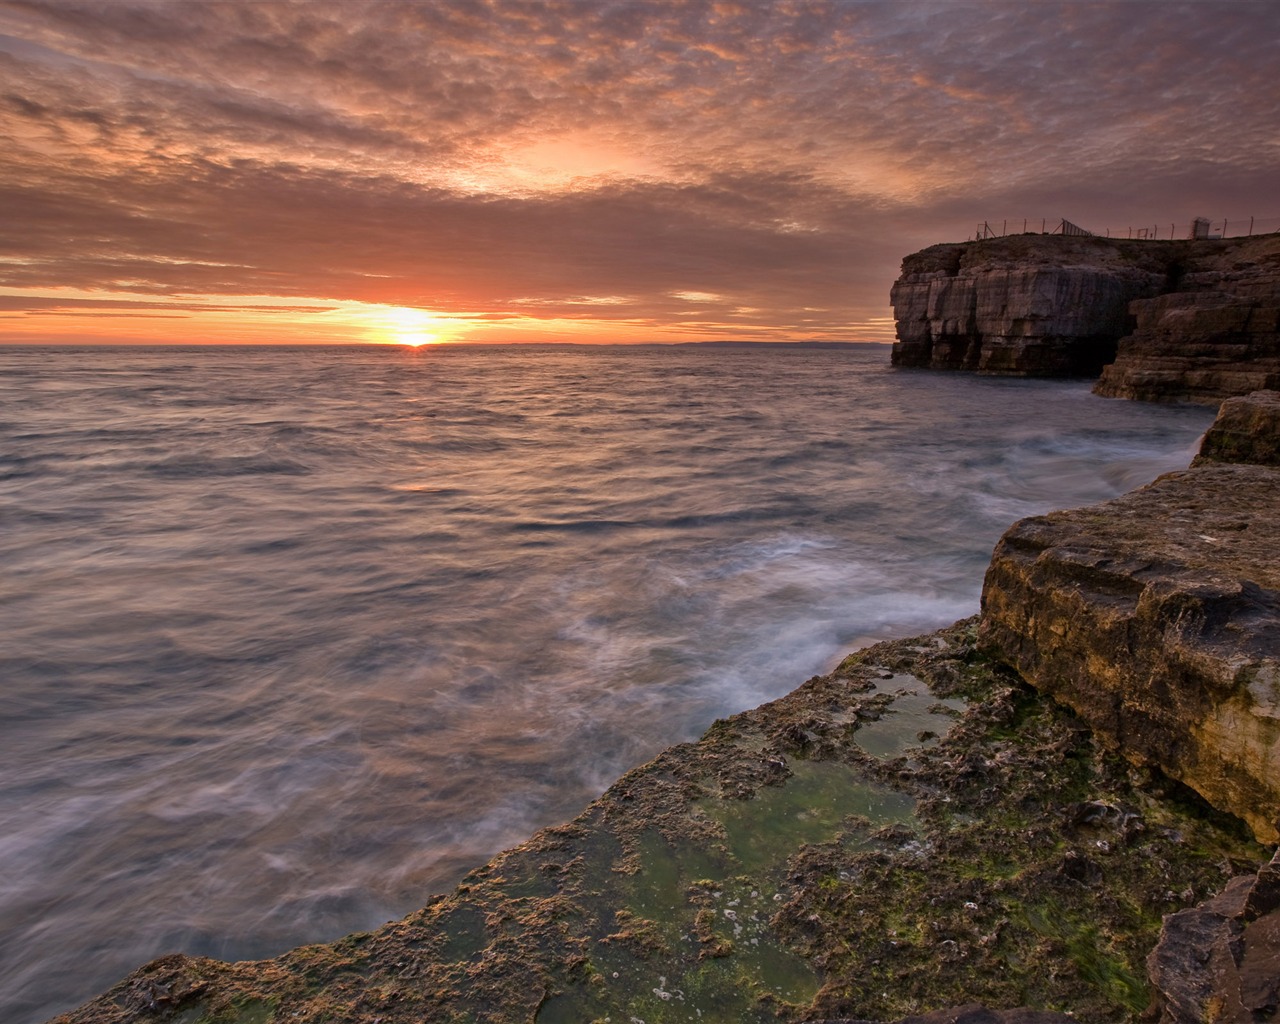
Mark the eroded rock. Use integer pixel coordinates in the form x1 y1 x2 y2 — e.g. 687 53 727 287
890 236 1169 377
808 1006 1077 1024
890 232 1280 401
980 464 1280 843
1193 389 1280 467
1096 236 1280 404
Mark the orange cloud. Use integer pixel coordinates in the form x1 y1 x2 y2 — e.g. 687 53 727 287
1 1 1276 345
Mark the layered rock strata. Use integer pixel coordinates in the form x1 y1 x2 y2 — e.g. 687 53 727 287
890 233 1280 400
1193 389 1280 467
1095 236 1280 404
890 236 1171 377
980 395 1280 843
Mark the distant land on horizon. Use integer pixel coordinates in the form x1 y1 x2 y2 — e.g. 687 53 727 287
3 339 891 350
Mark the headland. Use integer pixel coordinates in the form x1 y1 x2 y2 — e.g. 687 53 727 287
890 232 1280 403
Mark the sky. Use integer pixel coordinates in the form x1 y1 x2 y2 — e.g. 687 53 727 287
1 0 1277 346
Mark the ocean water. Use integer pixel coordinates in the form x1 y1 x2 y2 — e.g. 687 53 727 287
0 343 1215 1022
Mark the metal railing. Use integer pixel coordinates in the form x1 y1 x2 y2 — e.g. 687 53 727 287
973 216 1279 241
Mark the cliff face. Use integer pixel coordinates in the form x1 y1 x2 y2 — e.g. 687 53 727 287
980 390 1280 843
890 233 1280 399
890 236 1172 377
1094 236 1280 404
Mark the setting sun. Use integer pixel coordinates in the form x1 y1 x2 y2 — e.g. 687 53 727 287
375 306 449 346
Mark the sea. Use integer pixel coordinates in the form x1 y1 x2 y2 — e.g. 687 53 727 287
0 343 1216 1023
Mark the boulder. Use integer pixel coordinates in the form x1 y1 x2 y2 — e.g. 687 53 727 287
1147 851 1280 1024
1193 390 1280 466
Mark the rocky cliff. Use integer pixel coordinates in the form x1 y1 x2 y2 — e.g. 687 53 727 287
980 390 1280 843
890 233 1280 400
977 390 1280 1023
1094 236 1280 403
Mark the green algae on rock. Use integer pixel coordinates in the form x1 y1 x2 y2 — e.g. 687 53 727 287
50 620 1265 1024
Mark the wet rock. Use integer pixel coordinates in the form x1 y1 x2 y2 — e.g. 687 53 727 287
121 955 210 1013
807 1006 1077 1024
1069 800 1120 828
1057 851 1103 886
50 623 1266 1024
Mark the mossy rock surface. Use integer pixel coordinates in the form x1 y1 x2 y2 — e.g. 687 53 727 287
51 619 1266 1024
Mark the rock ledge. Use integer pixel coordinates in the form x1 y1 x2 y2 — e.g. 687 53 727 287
980 394 1280 843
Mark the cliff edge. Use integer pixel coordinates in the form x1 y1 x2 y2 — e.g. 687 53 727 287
890 233 1280 403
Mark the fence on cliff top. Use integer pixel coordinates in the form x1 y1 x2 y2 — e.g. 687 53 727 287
974 215 1280 242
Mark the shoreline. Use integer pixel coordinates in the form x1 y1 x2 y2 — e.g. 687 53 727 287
48 618 1269 1024
49 393 1280 1023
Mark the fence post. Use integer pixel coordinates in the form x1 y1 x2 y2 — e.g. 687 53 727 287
1224 219 1229 237
1249 217 1254 236
1002 220 1006 236
1041 219 1046 233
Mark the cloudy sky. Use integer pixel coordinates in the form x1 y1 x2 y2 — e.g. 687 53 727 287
1 0 1277 345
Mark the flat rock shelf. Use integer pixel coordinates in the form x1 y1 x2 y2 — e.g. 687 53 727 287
50 621 1265 1024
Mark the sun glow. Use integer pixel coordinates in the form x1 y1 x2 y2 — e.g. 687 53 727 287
372 306 451 346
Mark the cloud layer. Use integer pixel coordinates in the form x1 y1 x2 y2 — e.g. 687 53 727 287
2 0 1277 342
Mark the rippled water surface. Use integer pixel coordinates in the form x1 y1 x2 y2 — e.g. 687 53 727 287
0 343 1215 1022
